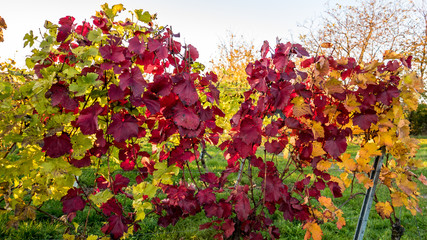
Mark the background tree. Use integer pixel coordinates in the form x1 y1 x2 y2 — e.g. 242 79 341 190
210 32 258 133
300 0 426 95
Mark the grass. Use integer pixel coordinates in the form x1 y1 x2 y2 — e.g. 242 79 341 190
0 137 426 239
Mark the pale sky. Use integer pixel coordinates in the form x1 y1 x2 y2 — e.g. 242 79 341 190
0 0 351 68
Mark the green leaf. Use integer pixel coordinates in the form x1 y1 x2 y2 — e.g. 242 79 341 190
63 66 79 78
25 58 35 69
135 10 152 23
71 133 93 159
69 72 101 96
101 3 124 19
90 189 114 205
0 81 13 100
23 30 37 48
87 28 102 43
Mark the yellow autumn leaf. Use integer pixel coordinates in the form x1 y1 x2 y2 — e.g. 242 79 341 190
325 77 344 94
63 234 75 240
316 160 332 171
311 121 325 139
397 173 417 196
375 202 393 219
340 172 352 188
312 142 327 157
403 72 424 92
378 131 394 147
358 142 381 159
383 50 403 59
344 94 361 112
291 96 312 117
337 153 357 172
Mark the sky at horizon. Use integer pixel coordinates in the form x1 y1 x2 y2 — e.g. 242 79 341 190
0 0 353 68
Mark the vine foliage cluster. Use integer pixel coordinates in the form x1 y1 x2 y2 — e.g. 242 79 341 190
0 4 425 240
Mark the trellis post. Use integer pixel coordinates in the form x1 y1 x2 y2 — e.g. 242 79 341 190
353 147 386 240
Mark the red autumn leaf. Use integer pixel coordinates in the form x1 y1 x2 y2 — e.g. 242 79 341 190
108 84 125 101
186 44 199 60
173 78 199 106
101 215 128 239
119 67 147 97
69 155 91 168
61 188 85 214
222 219 235 238
107 114 139 142
314 180 326 190
197 189 216 205
150 75 172 96
271 83 293 110
42 133 72 158
173 107 200 130
264 176 286 203
99 45 126 63
141 92 161 114
327 181 343 198
101 198 123 216
199 222 213 230
57 16 75 42
377 86 400 106
147 38 161 51
292 43 309 57
235 191 251 221
76 102 103 135
200 172 219 185
265 123 279 137
239 117 262 145
120 159 135 171
96 175 109 190
112 174 130 194
206 84 220 104
261 40 270 58
48 83 78 111
353 110 378 130
265 140 286 155
128 36 146 55
324 137 347 159
273 42 292 71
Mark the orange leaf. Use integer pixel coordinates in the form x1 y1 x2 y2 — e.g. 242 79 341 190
355 173 373 189
303 221 323 240
418 174 427 185
318 196 334 211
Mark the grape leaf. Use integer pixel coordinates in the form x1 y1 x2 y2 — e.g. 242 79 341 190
101 215 128 239
107 114 139 142
76 102 103 135
61 188 85 214
119 67 147 97
375 202 393 219
173 107 200 130
42 133 72 158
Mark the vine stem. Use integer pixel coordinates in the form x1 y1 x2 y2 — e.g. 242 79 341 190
234 158 246 188
337 192 365 209
186 162 200 191
36 206 75 230
74 176 105 218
